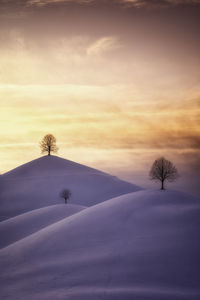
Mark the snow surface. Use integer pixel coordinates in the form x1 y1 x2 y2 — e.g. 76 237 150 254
0 204 85 249
0 156 141 220
0 190 200 300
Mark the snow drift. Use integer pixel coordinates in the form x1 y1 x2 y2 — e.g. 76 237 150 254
0 156 141 220
0 204 85 249
0 190 199 300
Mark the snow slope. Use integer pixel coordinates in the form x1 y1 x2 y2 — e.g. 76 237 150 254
0 204 85 249
0 156 141 220
0 190 199 300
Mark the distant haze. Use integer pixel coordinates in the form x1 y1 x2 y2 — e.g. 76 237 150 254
0 0 200 196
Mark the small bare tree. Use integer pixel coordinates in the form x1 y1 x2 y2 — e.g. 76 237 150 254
60 189 71 204
149 157 178 190
40 134 58 156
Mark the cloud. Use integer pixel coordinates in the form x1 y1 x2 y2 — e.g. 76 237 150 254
2 0 199 9
87 37 121 56
0 31 126 85
1 82 199 153
28 0 200 7
122 0 200 7
27 0 93 6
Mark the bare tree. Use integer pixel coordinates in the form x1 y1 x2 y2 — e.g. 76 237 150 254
149 157 178 190
60 189 71 204
40 134 58 156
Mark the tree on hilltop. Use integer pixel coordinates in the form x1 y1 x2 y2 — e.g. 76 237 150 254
149 157 179 190
60 189 71 204
40 134 58 156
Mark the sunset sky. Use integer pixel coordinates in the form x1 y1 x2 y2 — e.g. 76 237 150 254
0 0 200 195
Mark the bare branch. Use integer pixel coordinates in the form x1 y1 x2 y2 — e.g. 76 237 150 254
149 157 179 190
40 134 58 156
60 189 71 204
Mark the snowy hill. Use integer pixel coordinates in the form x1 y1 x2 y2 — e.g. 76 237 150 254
0 190 199 300
0 156 141 220
0 204 85 249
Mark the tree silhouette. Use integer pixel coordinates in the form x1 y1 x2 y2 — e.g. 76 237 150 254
149 157 178 190
60 189 71 204
40 134 58 156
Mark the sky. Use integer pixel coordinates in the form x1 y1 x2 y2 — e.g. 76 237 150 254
0 0 200 196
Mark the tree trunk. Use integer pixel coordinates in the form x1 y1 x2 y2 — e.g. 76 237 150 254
65 198 67 204
161 180 164 190
48 146 50 156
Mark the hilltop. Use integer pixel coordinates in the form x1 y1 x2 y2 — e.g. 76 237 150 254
0 155 141 220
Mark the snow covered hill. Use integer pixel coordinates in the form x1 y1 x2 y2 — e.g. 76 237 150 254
0 190 199 300
0 204 85 249
0 156 141 220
